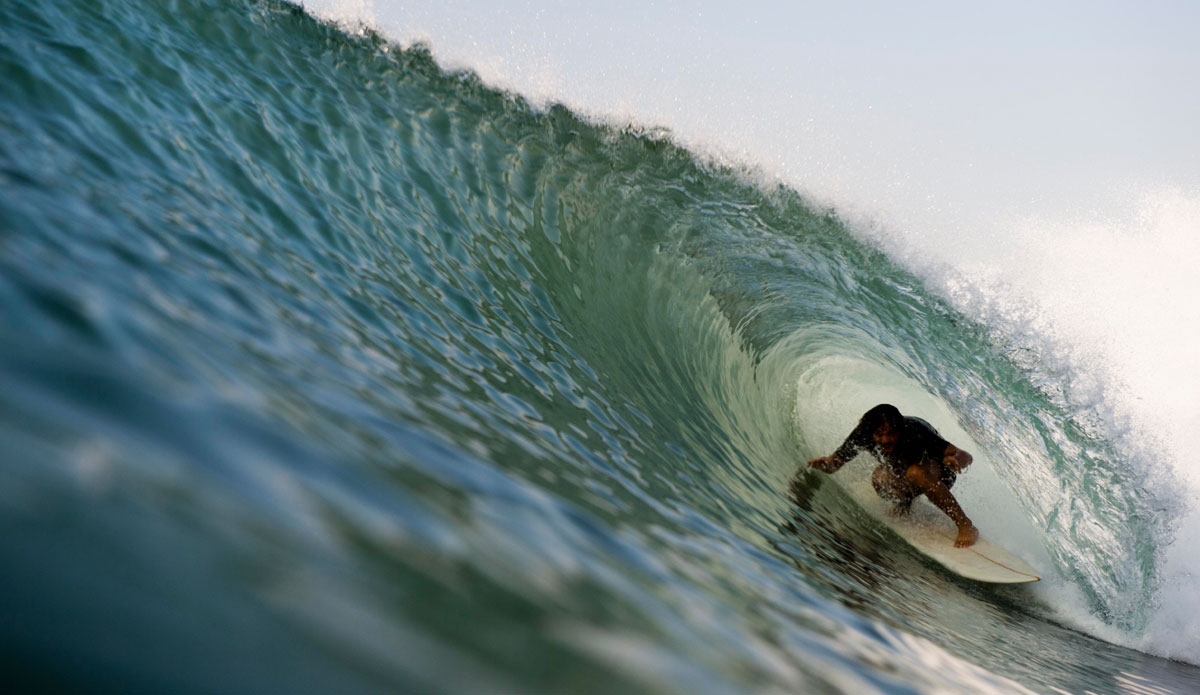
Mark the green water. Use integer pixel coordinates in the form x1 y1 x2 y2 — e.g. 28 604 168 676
1 1 1197 692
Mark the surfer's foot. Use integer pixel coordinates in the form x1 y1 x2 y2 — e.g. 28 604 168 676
886 501 913 518
954 524 979 548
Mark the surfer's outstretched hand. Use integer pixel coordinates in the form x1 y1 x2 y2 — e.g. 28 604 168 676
806 456 839 473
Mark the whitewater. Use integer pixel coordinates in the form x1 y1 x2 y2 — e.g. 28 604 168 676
2 0 1199 692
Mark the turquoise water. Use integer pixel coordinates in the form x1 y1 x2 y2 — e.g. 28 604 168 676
2 1 1198 692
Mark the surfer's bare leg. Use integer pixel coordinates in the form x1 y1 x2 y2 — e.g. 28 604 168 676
872 465 915 514
905 460 979 547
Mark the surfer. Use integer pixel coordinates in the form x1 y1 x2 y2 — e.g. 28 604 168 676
805 404 980 547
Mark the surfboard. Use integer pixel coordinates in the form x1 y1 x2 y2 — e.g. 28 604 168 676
838 476 1041 584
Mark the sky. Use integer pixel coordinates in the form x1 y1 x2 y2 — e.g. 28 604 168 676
310 0 1200 235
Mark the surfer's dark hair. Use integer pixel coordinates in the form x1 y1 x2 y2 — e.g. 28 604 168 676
860 404 903 432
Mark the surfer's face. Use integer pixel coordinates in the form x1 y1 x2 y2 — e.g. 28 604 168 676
873 423 898 454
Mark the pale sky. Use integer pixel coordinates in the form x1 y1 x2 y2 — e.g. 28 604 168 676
309 0 1200 235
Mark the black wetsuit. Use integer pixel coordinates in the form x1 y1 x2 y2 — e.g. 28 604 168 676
833 416 957 488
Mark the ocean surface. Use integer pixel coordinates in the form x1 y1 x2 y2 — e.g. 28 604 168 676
2 1 1199 692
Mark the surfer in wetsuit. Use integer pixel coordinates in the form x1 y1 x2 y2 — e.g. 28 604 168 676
805 404 979 547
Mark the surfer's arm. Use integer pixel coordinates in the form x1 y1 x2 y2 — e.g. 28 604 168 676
806 421 873 473
943 444 972 473
827 420 873 465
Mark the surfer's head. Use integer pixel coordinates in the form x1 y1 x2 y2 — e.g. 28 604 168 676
862 404 903 454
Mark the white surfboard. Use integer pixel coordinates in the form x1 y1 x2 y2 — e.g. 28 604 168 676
838 476 1041 584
